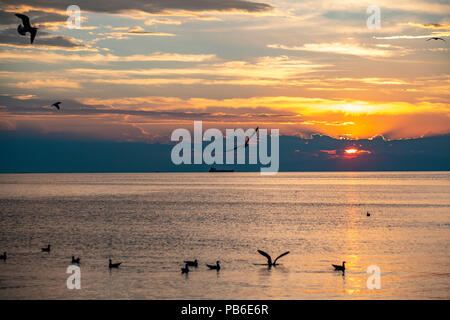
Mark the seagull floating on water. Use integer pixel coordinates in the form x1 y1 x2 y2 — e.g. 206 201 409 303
181 263 189 274
51 102 61 110
427 37 445 42
71 256 80 264
41 244 51 252
184 259 198 267
257 250 290 267
15 13 38 44
109 259 121 268
332 261 346 272
206 261 220 271
0 252 6 261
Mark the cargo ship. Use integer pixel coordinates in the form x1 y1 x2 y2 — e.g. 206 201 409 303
209 167 234 172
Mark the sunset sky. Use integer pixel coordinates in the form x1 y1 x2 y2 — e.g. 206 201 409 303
0 0 449 143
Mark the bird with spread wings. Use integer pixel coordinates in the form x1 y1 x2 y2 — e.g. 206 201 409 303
15 13 38 44
226 127 259 152
257 250 290 267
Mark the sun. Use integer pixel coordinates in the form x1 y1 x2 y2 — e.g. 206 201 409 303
345 148 358 154
339 104 368 114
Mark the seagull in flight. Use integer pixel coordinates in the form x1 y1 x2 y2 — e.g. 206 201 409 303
15 13 38 44
427 37 445 42
227 127 259 152
257 250 290 267
51 102 61 110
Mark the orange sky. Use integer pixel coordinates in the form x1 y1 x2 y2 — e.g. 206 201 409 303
0 0 449 142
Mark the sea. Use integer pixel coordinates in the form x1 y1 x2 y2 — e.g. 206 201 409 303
0 172 448 299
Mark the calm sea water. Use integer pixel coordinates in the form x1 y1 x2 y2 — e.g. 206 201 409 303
0 172 448 299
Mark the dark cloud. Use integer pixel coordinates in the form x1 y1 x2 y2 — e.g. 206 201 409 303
0 95 206 118
0 28 82 47
0 9 19 24
0 9 67 25
0 130 449 173
0 95 297 121
278 134 450 171
0 0 273 14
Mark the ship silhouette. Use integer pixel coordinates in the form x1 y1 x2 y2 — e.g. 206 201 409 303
209 167 234 172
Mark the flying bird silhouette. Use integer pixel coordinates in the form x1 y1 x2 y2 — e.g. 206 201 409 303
227 127 259 152
257 250 290 267
52 102 61 110
15 13 38 44
427 37 445 42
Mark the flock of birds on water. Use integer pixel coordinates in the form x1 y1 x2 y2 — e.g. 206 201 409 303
0 210 375 274
1 211 376 274
1 210 374 273
0 247 348 274
11 12 447 112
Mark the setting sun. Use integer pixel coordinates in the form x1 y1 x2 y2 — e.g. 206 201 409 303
345 148 358 154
